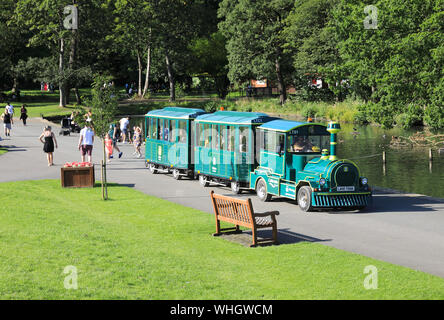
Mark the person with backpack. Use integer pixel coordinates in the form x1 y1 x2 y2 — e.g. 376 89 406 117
1 109 12 136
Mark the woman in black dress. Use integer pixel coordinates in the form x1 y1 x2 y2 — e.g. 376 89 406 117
39 126 58 166
20 105 28 126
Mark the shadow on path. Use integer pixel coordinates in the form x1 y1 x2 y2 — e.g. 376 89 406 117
0 145 27 152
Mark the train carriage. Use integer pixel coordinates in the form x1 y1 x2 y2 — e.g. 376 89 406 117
145 107 206 179
193 111 275 193
250 120 372 211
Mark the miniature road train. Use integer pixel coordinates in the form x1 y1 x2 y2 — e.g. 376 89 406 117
145 107 372 211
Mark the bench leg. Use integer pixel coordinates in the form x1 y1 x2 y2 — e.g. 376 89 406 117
251 227 258 247
215 219 221 235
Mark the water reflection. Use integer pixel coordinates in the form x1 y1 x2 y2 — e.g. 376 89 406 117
336 123 444 199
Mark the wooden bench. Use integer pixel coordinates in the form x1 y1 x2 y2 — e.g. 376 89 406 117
210 191 279 247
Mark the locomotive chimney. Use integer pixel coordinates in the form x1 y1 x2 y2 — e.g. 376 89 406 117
327 121 341 161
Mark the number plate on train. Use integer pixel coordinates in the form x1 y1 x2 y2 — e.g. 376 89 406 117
337 186 355 192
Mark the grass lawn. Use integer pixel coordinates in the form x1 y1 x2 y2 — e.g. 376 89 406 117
0 147 7 156
0 180 443 300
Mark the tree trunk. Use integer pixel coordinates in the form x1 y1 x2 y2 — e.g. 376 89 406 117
74 87 81 104
59 37 67 107
142 44 151 98
67 27 78 105
165 53 175 102
102 140 108 200
137 50 143 98
275 57 287 105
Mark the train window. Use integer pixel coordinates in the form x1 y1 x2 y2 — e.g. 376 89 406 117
197 123 203 147
169 120 175 142
148 118 151 139
239 127 249 153
264 130 277 153
158 119 163 141
226 126 234 151
287 134 328 153
161 119 168 141
221 126 227 151
277 133 285 154
152 118 158 140
178 121 187 143
212 125 220 150
203 124 210 148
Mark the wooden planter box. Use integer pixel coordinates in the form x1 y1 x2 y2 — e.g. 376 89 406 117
61 166 95 188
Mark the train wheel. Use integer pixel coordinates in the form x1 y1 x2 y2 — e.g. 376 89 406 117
172 169 181 180
149 163 158 174
256 179 271 202
297 186 313 212
231 181 241 194
199 175 209 187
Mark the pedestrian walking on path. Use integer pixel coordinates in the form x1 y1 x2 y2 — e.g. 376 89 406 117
78 123 95 163
1 109 12 137
119 116 130 144
108 122 123 159
105 133 113 163
5 102 14 117
20 105 28 126
132 126 142 158
39 126 58 166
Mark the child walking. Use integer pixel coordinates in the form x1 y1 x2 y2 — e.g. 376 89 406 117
105 133 113 163
133 126 142 158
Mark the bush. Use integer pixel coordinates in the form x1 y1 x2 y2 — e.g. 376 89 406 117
301 104 318 118
395 104 424 129
203 100 219 113
425 103 444 130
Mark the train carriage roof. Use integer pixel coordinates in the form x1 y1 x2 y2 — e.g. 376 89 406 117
146 107 206 119
259 119 327 132
195 111 275 125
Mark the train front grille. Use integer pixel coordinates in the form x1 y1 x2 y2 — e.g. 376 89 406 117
313 194 370 207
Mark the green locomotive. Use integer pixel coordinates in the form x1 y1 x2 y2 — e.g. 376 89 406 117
249 120 371 211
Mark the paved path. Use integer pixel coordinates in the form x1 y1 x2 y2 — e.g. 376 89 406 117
2 118 444 278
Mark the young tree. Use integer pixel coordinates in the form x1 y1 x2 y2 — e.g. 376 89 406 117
86 75 118 200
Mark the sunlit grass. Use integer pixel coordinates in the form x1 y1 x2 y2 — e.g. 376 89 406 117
0 180 443 300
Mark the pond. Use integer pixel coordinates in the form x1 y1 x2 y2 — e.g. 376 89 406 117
336 124 444 199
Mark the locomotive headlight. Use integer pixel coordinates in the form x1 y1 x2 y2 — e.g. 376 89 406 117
319 178 326 186
361 177 368 185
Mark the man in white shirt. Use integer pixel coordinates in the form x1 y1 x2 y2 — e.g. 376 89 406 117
5 103 14 123
119 116 130 143
78 123 95 163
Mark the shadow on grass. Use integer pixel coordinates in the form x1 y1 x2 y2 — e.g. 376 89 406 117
219 228 331 247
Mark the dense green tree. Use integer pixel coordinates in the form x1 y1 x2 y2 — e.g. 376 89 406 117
219 0 294 104
284 0 341 100
109 0 154 98
189 32 230 98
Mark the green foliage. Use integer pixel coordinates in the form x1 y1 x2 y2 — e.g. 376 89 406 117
218 0 294 103
203 100 220 113
395 104 425 129
86 75 118 139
